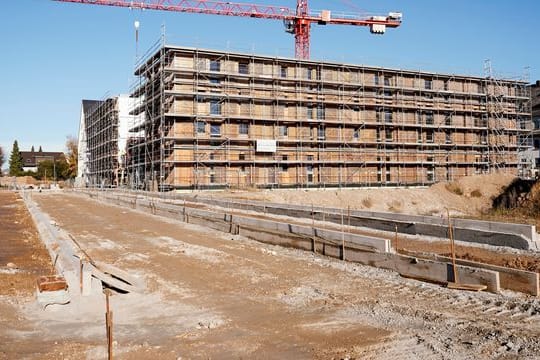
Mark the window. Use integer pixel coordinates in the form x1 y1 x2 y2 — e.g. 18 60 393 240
444 80 449 91
384 110 392 123
279 125 288 137
353 128 360 140
426 130 434 143
385 128 393 142
374 73 380 86
280 66 287 78
239 153 245 161
210 59 220 72
427 157 434 163
210 99 221 115
386 170 391 183
425 112 434 125
376 128 381 142
196 121 205 134
239 62 249 74
210 168 216 183
307 155 314 162
384 90 392 98
416 111 422 124
210 123 221 136
445 131 452 144
239 123 249 135
316 104 325 120
280 155 288 172
480 132 487 144
307 68 313 80
384 76 391 87
425 79 432 90
417 130 422 142
210 78 220 84
317 126 326 140
307 105 314 119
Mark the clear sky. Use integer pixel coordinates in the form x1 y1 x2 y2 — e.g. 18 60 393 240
1 0 538 161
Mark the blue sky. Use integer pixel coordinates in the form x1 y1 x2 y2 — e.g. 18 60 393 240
1 0 539 161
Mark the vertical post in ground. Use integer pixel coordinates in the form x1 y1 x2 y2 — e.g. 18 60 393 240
311 203 316 253
447 209 458 283
394 224 399 254
341 209 345 260
79 258 83 293
105 289 113 360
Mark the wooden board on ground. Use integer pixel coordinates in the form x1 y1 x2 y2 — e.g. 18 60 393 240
447 282 487 292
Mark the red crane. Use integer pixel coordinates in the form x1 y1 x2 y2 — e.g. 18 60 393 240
53 0 402 59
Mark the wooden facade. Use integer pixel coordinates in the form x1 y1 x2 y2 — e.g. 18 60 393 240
126 46 531 190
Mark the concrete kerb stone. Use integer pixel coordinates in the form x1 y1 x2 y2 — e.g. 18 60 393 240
182 196 537 250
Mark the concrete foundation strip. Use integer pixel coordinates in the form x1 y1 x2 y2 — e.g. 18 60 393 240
401 250 540 296
22 191 143 296
84 191 505 294
162 195 536 251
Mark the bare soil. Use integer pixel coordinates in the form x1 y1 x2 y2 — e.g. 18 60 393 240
2 189 540 359
207 174 515 218
0 191 53 297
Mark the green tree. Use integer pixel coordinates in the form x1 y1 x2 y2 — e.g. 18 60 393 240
37 159 69 181
0 146 4 175
8 140 23 176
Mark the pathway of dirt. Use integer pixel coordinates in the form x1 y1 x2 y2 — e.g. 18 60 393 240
3 190 540 359
0 191 53 296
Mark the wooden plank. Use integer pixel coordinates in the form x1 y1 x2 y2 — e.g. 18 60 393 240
447 282 487 292
91 266 140 293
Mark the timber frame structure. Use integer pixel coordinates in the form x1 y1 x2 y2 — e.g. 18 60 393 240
127 42 532 191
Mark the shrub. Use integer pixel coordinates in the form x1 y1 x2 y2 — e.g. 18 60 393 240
470 189 482 198
445 182 463 196
362 197 373 208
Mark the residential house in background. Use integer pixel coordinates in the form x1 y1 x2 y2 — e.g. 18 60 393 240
20 147 64 172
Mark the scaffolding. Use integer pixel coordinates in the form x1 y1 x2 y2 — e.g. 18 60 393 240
84 97 120 187
125 44 532 191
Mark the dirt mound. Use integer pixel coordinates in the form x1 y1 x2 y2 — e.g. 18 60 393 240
209 173 516 217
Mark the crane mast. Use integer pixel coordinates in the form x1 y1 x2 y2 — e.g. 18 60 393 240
53 0 402 59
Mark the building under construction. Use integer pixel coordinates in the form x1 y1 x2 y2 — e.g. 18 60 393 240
77 95 138 187
112 45 532 190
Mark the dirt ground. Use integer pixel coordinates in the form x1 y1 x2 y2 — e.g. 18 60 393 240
0 191 53 296
0 191 69 360
2 191 540 359
206 173 515 218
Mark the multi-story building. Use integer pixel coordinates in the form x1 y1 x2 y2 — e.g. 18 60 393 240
77 95 139 187
125 45 532 190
